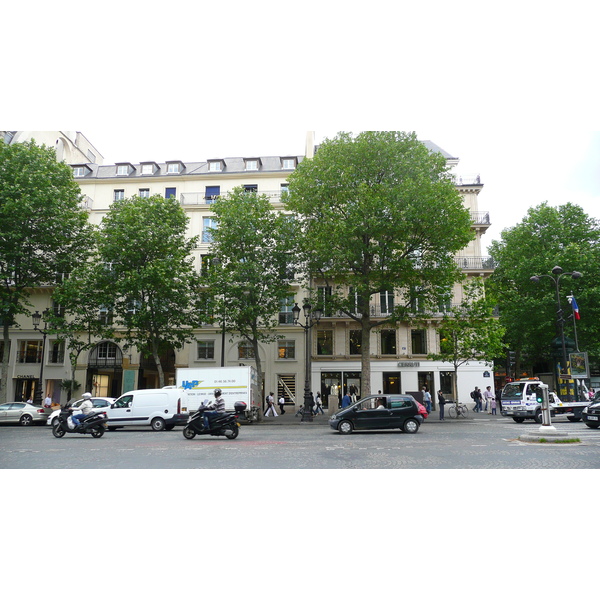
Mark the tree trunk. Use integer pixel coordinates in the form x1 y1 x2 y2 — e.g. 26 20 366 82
251 337 263 422
1 322 9 403
152 341 165 388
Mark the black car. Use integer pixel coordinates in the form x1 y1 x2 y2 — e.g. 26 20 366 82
582 399 600 428
329 394 424 434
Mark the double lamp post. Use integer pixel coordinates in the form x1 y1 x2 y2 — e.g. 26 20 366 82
530 265 582 398
291 301 322 423
31 309 50 404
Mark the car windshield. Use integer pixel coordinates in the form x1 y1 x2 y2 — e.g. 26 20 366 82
502 383 525 399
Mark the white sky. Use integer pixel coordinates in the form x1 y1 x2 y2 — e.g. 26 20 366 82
8 1 599 252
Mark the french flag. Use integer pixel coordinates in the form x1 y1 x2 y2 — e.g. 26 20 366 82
569 295 581 320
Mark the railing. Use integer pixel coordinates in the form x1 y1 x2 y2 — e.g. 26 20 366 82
470 211 490 225
455 256 497 270
181 191 287 205
454 174 482 185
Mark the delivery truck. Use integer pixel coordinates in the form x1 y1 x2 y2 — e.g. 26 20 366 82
176 366 260 421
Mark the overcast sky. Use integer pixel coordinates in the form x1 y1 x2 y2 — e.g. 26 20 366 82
8 1 599 253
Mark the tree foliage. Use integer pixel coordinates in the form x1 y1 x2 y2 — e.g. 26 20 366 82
428 279 506 401
95 194 203 387
0 140 91 401
205 187 298 401
286 131 474 395
488 202 600 369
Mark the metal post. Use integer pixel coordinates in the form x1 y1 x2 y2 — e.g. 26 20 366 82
32 310 49 404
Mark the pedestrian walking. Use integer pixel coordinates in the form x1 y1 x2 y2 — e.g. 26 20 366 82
341 392 352 408
471 387 482 412
422 386 432 413
264 392 278 417
437 390 446 420
314 392 324 415
484 386 494 414
278 394 286 414
491 394 497 415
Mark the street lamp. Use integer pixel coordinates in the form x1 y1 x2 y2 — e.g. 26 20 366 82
530 266 582 399
292 301 322 422
32 309 51 404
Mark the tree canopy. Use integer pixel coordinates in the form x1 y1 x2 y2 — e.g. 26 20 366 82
205 187 298 404
488 202 600 370
95 194 203 387
286 131 474 395
0 140 91 401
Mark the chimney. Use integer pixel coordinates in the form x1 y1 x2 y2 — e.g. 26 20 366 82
305 131 315 159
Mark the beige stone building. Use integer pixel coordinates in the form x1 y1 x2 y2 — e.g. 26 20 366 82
2 131 493 408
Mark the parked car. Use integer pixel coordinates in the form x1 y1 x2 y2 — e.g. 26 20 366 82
46 397 115 427
0 402 50 426
329 394 424 434
582 399 600 428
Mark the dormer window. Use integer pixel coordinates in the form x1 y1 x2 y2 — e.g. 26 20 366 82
167 161 184 174
281 157 297 170
208 160 224 172
140 162 159 175
116 163 135 176
244 158 261 171
72 164 92 177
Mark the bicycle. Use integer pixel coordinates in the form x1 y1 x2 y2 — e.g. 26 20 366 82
447 402 469 419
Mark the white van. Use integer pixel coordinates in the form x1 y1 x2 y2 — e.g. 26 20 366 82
105 388 188 431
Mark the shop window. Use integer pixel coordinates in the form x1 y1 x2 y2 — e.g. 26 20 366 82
317 330 333 356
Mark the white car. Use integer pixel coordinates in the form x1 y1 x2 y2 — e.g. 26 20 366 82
46 397 115 426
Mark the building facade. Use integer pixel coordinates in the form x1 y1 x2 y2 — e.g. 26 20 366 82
2 132 493 408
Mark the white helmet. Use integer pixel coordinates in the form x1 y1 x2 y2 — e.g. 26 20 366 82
82 392 92 400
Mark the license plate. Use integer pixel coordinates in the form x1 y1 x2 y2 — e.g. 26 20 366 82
587 415 598 421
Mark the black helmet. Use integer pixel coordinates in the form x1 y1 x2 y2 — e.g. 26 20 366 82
214 388 222 396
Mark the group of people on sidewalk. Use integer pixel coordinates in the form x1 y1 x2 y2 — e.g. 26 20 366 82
263 392 326 418
470 386 497 414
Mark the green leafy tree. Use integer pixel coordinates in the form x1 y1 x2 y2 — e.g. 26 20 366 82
50 242 117 402
96 194 203 388
0 140 91 402
428 279 506 402
488 202 600 372
286 131 474 396
205 187 298 410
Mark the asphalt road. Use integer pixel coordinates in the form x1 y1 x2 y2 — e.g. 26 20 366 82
1 413 600 468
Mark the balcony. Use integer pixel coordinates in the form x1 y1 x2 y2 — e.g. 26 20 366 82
455 256 496 271
180 191 286 205
470 211 490 225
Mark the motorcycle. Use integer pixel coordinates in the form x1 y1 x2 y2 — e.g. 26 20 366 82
52 407 108 438
183 401 246 440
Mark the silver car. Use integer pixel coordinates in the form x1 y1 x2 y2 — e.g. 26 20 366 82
0 402 50 426
46 397 115 426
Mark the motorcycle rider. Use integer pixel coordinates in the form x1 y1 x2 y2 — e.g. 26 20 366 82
203 388 225 430
71 392 94 428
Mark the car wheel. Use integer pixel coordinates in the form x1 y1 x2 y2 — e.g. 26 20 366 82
165 425 175 431
513 417 525 423
151 418 166 431
534 410 543 424
567 416 581 422
338 420 353 435
585 422 600 429
51 417 58 427
402 418 420 434
20 414 33 426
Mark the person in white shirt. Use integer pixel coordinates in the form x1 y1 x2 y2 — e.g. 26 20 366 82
71 392 94 427
44 395 52 408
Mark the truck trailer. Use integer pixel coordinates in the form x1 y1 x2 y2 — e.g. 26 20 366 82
176 366 261 421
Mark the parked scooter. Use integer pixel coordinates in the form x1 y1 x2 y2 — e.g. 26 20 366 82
52 406 108 438
183 401 246 440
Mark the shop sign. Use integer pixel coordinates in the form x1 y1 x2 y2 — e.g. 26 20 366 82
397 361 420 367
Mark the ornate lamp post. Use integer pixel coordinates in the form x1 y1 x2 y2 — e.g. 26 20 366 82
32 309 50 404
530 266 582 400
292 301 322 422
